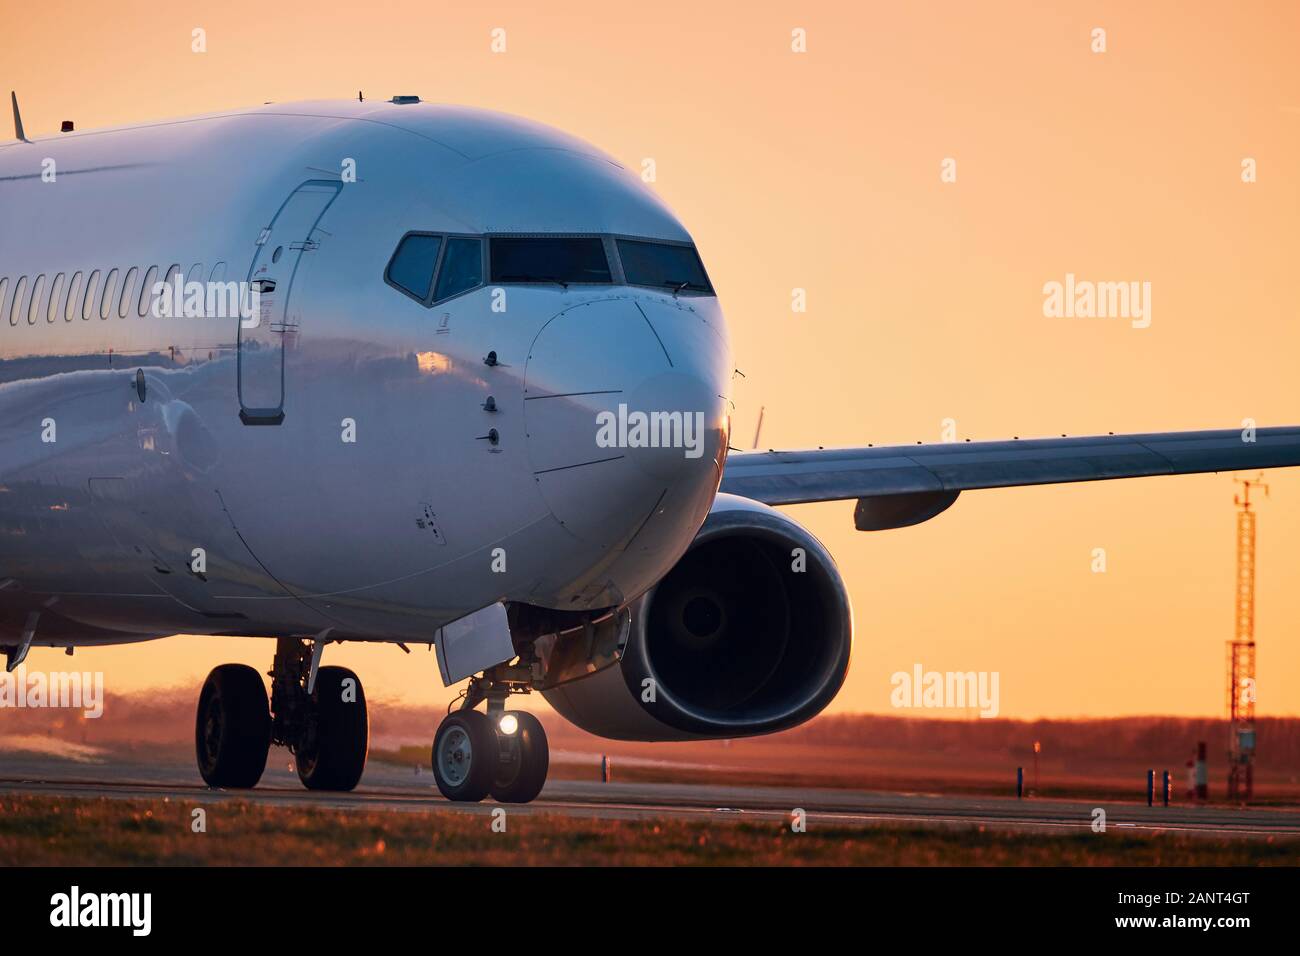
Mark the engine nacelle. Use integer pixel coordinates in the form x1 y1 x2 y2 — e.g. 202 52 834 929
542 494 852 741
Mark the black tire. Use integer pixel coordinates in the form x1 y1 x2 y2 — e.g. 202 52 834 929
490 711 549 804
432 710 496 802
297 666 369 791
195 663 271 788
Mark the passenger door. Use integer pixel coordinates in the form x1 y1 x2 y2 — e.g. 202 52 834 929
238 180 341 425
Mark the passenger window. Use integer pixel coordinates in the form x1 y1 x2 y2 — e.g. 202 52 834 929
65 272 83 321
8 276 26 327
150 264 181 317
118 267 138 318
28 274 46 325
47 273 66 323
82 270 101 320
138 266 158 317
0 278 8 323
386 234 442 302
208 263 230 317
160 264 183 315
100 269 119 319
433 238 483 302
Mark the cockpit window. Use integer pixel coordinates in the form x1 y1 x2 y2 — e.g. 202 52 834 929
616 239 713 294
387 233 442 301
386 232 713 305
489 237 611 286
434 237 484 302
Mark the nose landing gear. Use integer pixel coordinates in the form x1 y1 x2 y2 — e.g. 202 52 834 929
489 711 549 803
432 711 496 801
432 665 549 804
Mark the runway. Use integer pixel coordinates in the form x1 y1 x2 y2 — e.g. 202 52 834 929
2 752 1298 839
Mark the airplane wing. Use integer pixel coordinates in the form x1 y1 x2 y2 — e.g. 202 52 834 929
719 426 1300 530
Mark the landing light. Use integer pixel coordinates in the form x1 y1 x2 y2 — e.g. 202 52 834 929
498 714 519 736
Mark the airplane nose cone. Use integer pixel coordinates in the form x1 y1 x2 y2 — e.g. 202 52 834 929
523 297 729 553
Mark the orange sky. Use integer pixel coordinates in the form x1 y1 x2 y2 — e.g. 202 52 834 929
4 1 1298 719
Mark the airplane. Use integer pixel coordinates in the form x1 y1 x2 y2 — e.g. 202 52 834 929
2 94 1298 803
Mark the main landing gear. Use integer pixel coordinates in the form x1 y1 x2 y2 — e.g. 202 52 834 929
194 663 271 789
432 664 549 803
195 637 369 791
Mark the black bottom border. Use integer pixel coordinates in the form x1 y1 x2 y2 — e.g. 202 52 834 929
0 865 1285 941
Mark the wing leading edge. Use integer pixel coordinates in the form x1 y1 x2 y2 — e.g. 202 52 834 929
720 426 1300 527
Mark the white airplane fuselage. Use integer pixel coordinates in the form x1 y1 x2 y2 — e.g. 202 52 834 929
0 100 732 650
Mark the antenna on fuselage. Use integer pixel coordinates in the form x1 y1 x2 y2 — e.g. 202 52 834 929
11 91 30 143
358 90 364 102
751 406 766 449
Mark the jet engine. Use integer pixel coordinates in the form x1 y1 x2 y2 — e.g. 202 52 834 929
541 494 852 741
